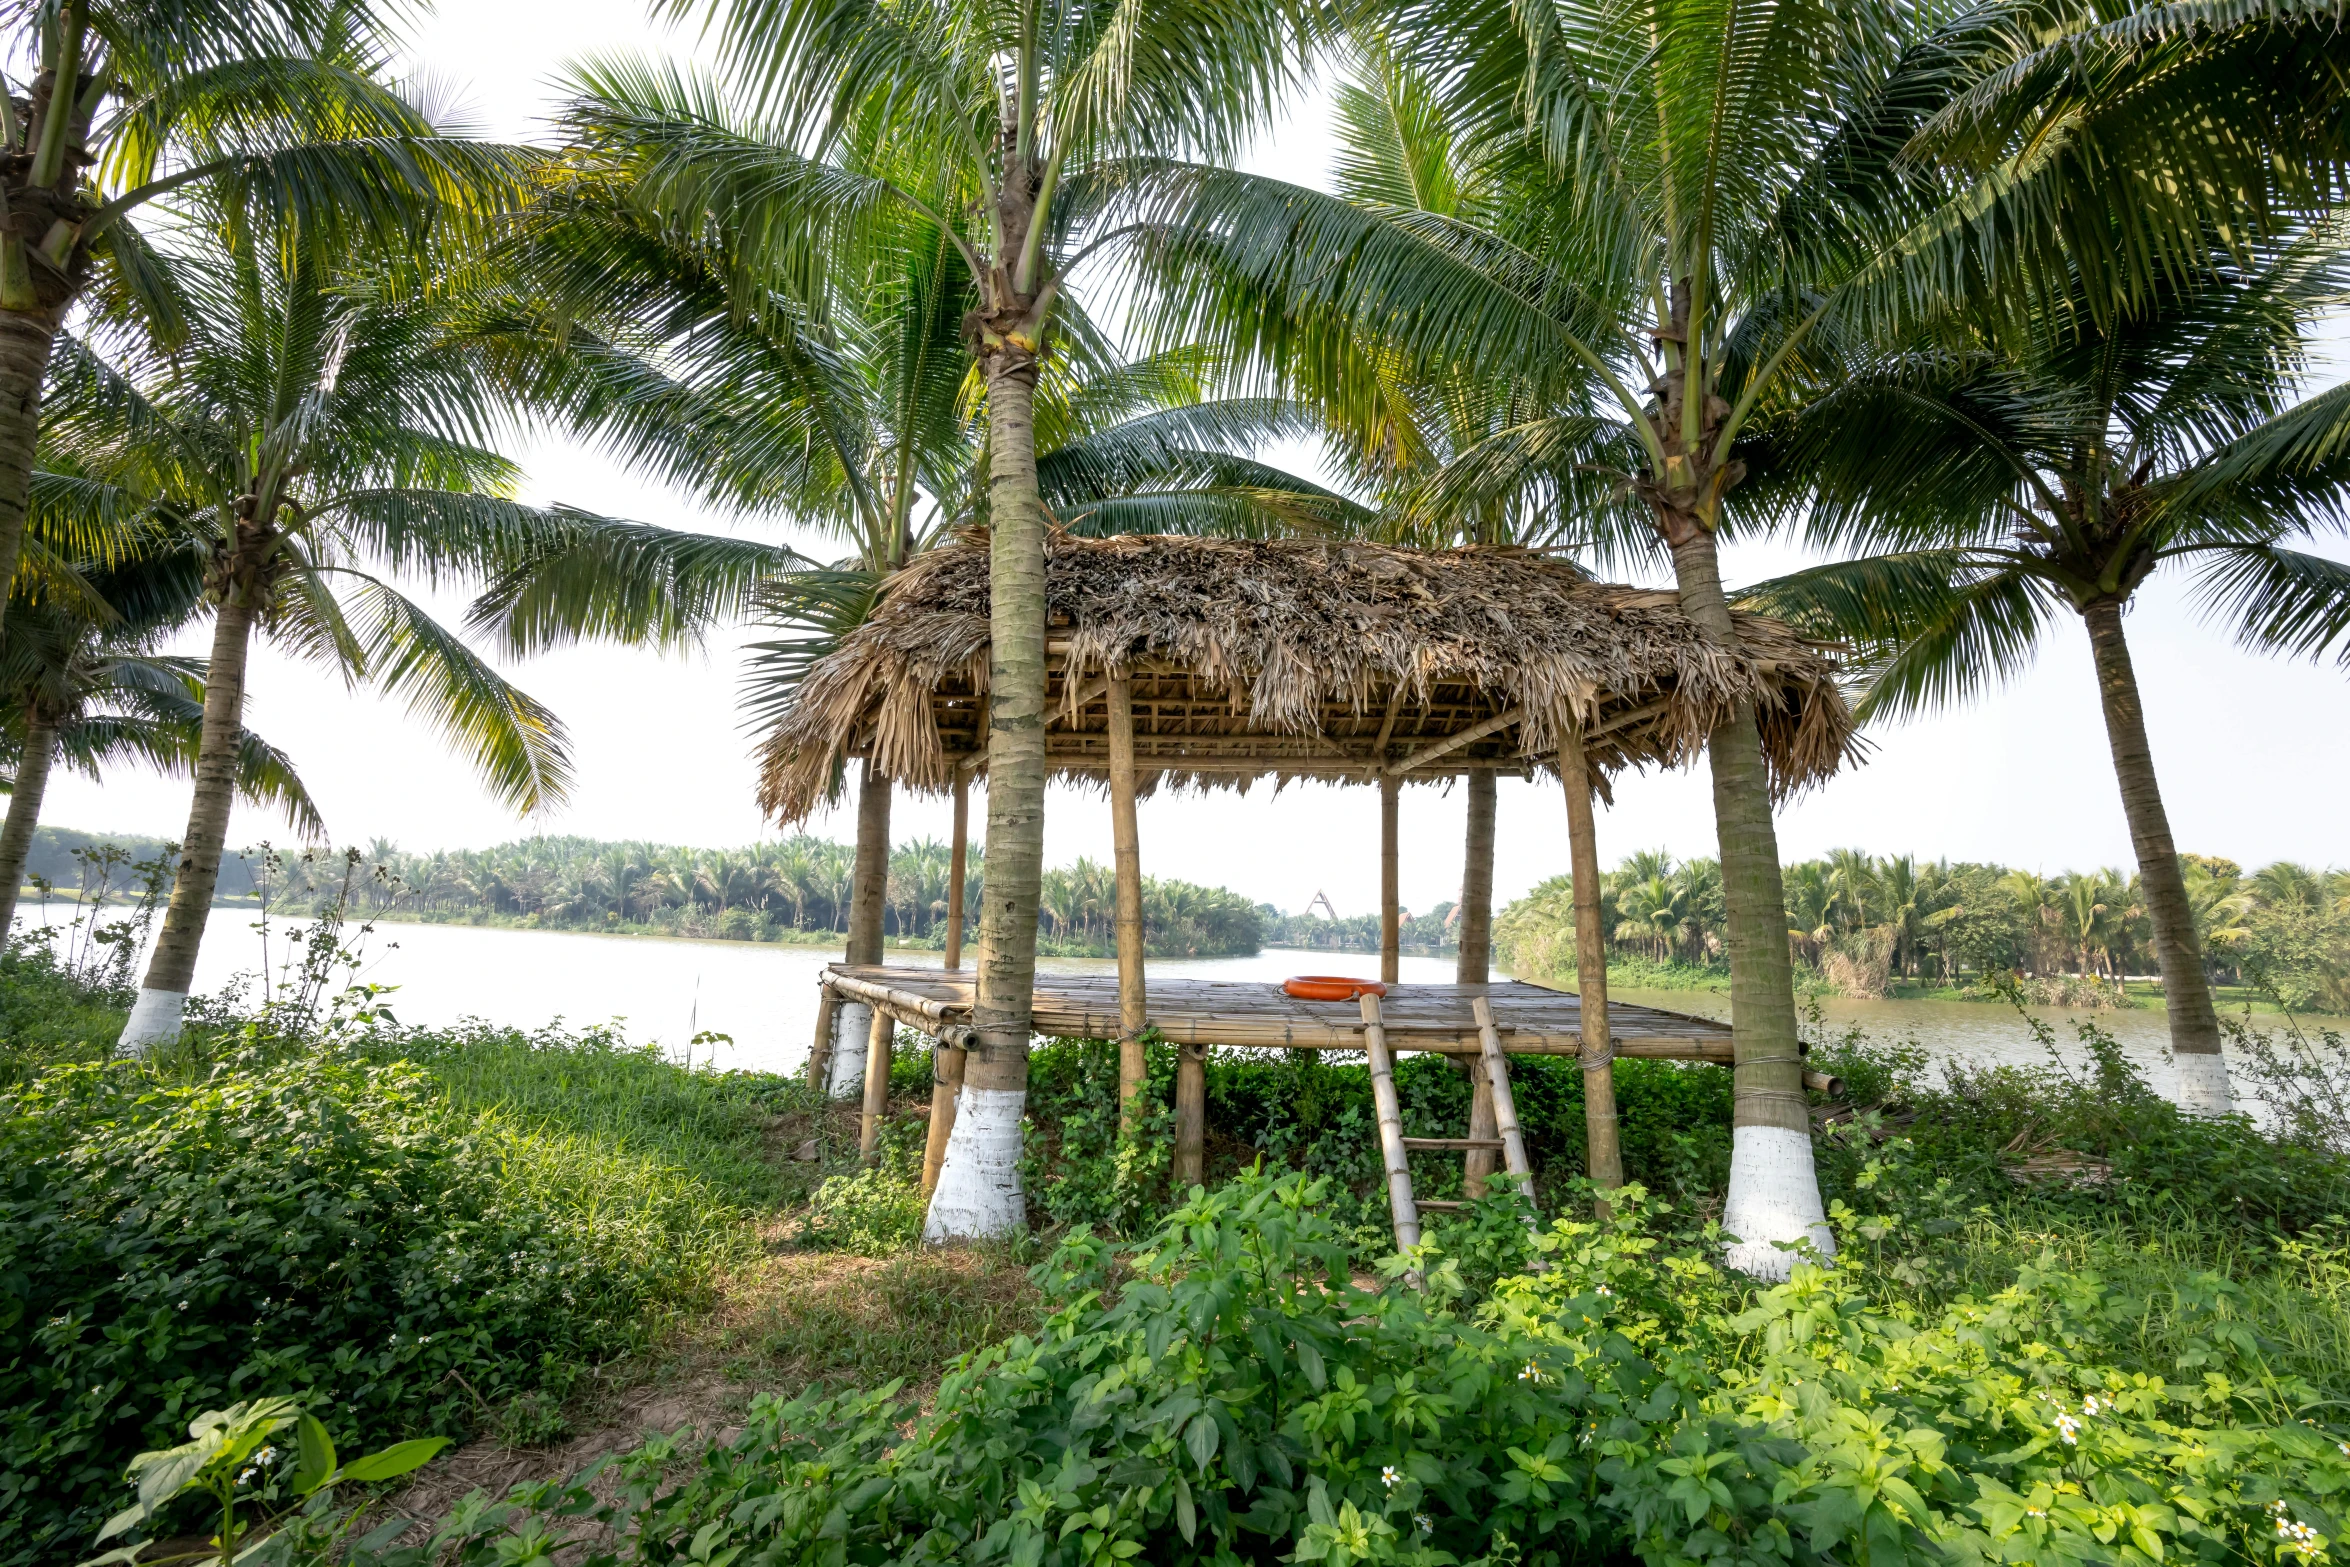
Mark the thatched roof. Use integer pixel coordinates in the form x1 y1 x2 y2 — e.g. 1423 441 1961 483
758 533 1858 823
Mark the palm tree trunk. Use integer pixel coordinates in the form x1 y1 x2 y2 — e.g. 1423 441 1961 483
1666 528 1830 1278
927 350 1046 1241
2081 598 2229 1114
0 708 58 935
0 306 63 641
828 759 893 1097
121 586 260 1053
1457 768 1499 1190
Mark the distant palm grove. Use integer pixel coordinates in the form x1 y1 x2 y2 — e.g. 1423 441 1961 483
1494 851 2350 1013
73 831 1267 960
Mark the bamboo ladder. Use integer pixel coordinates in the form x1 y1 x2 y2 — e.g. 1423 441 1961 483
1359 992 1534 1252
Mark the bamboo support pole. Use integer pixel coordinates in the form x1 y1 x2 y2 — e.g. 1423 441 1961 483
1362 993 1421 1254
1472 996 1535 1181
1559 728 1624 1192
859 1004 893 1158
1379 775 1401 986
1108 670 1149 1132
921 1037 966 1195
807 989 841 1092
1172 1044 1206 1187
943 774 969 969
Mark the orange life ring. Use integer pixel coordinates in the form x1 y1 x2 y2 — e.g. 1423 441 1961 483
1282 975 1389 1002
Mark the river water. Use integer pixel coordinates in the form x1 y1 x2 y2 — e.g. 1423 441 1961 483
52 905 2344 1109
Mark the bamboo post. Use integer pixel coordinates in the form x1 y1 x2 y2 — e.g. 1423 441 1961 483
1172 1044 1206 1187
1560 726 1624 1192
859 1004 893 1158
1471 996 1535 1179
808 989 841 1092
1108 669 1149 1132
1362 992 1421 1253
1379 775 1400 985
921 1034 966 1195
944 773 969 969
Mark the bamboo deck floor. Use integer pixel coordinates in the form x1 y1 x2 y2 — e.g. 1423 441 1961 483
825 964 1737 1058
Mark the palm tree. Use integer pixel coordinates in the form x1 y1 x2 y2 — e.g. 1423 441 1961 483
1131 0 2350 1266
0 525 318 933
583 0 1319 1237
0 1 530 639
74 178 601 1052
1748 226 2350 1113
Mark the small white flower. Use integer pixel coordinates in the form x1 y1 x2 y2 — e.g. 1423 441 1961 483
1415 1513 1432 1534
1381 1466 1399 1489
176 1301 188 1311
1595 1285 1613 1296
2027 1508 2047 1519
2054 1414 2081 1444
1518 1362 1542 1383
2081 1395 2100 1415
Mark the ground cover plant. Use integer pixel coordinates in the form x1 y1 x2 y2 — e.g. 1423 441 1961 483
329 1166 2350 1567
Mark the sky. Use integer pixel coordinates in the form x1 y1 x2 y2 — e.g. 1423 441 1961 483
50 0 2350 920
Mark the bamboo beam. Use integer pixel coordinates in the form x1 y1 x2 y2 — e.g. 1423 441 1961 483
1108 670 1149 1133
944 774 969 969
1385 707 1523 776
825 969 962 1024
1559 726 1624 1192
957 694 992 775
1379 774 1400 986
1054 672 1110 725
1362 993 1421 1254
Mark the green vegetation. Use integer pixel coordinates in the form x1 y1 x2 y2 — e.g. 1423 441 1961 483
1498 850 2350 1010
13 888 2350 1566
0 938 805 1567
356 1154 2350 1567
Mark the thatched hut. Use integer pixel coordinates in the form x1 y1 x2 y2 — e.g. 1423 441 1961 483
769 532 1857 1229
760 533 1855 819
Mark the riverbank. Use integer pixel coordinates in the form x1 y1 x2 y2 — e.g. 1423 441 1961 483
13 945 2350 1567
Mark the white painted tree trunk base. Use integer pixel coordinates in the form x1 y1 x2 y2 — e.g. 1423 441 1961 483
2174 1050 2232 1118
119 988 188 1055
924 1086 1027 1241
1721 1124 1836 1281
827 1003 871 1098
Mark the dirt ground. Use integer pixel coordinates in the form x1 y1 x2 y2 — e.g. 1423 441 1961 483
374 1223 1039 1544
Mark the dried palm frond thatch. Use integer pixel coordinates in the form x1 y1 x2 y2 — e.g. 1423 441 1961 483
758 533 1858 822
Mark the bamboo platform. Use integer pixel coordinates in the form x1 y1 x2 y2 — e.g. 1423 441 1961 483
822 963 1751 1061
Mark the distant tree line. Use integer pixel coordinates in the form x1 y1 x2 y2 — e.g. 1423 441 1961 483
1495 851 2350 1010
40 832 1266 960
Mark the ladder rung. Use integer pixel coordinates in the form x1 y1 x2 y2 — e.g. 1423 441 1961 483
1402 1137 1505 1151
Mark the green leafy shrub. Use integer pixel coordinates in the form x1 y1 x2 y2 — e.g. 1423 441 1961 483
0 1048 754 1567
365 1168 2350 1567
803 1165 931 1253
